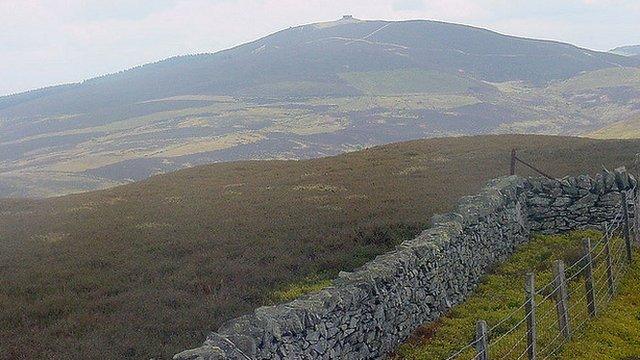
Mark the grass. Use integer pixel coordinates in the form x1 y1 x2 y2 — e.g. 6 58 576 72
269 274 334 303
588 114 640 139
394 230 638 360
559 250 640 359
2 135 640 359
551 67 640 93
339 69 487 95
307 93 480 111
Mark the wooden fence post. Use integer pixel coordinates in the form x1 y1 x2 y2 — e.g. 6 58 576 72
475 320 489 360
525 273 537 360
635 186 640 246
510 149 517 176
603 226 615 296
622 191 632 264
553 260 571 340
583 238 597 317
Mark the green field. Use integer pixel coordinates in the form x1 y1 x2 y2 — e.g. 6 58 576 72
551 67 640 93
589 114 640 139
339 69 486 95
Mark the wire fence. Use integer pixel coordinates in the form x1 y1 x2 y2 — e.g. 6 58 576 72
442 187 638 360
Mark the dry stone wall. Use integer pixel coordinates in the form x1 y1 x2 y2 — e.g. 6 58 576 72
526 170 635 234
175 168 636 360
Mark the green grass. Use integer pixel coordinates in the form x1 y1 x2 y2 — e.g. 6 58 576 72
269 274 334 303
589 114 640 139
559 250 640 359
552 67 640 93
339 69 487 95
394 230 636 360
2 135 640 359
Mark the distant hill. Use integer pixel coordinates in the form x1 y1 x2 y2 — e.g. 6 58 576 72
2 134 640 359
3 18 635 113
611 44 640 57
2 17 640 198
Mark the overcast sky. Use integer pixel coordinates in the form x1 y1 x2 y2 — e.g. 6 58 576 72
2 0 639 96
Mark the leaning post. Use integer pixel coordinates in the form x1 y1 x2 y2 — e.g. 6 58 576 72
635 184 640 246
622 191 632 263
553 260 571 340
525 273 537 360
583 238 597 317
475 320 489 360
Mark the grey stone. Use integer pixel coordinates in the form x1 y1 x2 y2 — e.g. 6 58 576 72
552 197 573 207
173 345 227 360
175 169 633 360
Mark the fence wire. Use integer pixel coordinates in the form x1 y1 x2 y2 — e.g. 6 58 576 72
441 188 637 360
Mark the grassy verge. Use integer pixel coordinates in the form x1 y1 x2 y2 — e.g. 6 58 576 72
394 230 636 359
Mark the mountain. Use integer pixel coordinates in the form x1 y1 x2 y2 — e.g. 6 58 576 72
3 18 636 116
2 134 640 359
2 17 640 198
611 44 640 57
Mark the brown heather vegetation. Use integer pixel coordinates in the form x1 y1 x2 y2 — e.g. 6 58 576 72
1 134 640 359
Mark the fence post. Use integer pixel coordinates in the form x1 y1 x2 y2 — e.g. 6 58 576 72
525 273 537 360
603 225 615 296
475 320 489 360
622 191 632 264
583 238 597 317
635 186 640 245
553 260 571 340
510 149 517 176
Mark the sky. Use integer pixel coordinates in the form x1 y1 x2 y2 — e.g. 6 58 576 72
1 0 639 96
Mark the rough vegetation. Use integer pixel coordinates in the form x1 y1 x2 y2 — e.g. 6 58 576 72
2 135 640 359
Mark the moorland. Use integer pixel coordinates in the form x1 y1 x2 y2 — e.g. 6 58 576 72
2 134 640 359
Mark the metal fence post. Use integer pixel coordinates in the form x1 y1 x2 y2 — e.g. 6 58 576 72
510 149 517 176
475 320 489 360
525 273 537 360
553 260 571 340
583 238 597 317
603 226 615 296
622 191 632 263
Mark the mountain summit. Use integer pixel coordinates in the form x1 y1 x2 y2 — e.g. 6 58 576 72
1 18 639 197
2 18 636 115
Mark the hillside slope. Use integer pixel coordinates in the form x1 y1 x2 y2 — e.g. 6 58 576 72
611 44 640 57
2 134 640 359
2 18 634 114
2 17 640 198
